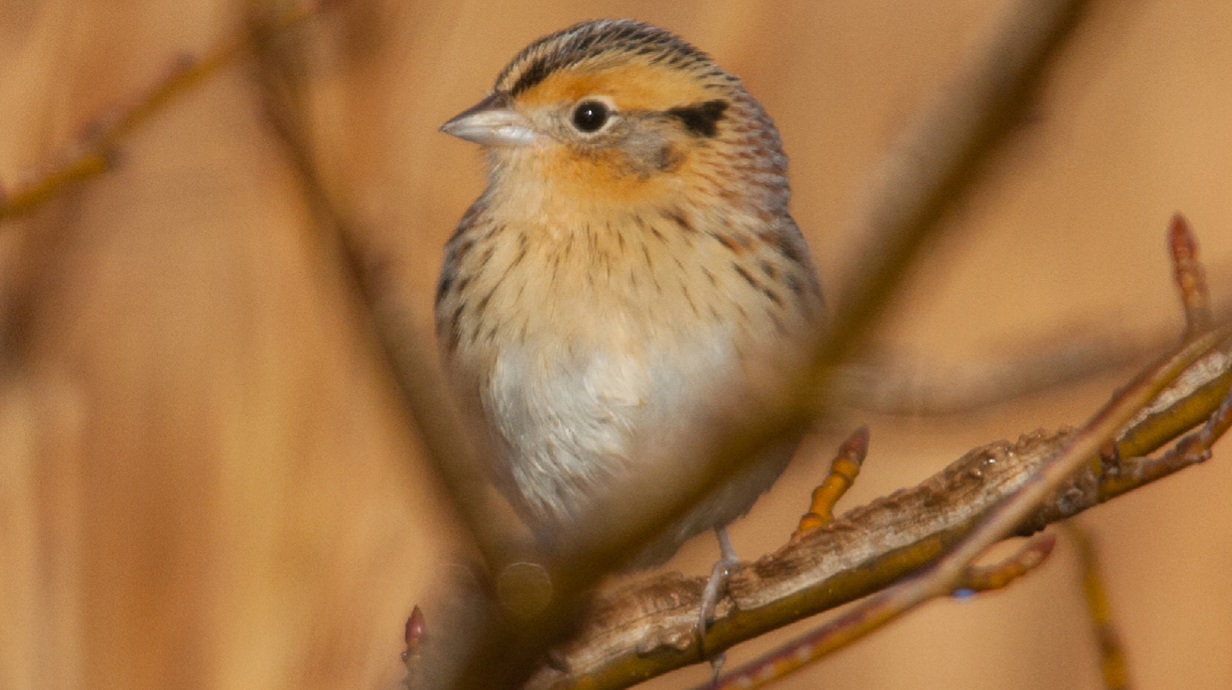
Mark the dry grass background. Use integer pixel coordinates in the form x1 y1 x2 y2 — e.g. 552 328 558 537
1 1 1231 689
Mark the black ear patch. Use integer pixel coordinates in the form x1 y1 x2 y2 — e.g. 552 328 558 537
667 100 729 137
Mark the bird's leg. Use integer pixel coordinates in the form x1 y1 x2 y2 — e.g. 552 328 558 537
698 525 739 662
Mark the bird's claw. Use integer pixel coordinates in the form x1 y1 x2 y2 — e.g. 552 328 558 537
698 556 735 644
709 650 727 686
698 525 740 654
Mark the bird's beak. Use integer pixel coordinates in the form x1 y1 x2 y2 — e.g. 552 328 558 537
440 93 540 146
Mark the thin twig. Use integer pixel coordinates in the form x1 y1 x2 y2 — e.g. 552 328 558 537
1114 350 1232 461
794 426 868 535
1106 213 1227 466
0 5 318 223
956 533 1056 593
1109 370 1232 499
1169 213 1212 338
1066 525 1131 690
704 534 1057 690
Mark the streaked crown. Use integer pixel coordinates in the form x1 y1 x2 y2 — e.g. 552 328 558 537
493 19 736 98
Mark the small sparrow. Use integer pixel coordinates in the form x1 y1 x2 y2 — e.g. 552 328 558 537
436 18 823 620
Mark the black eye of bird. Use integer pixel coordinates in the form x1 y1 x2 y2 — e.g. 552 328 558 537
571 100 610 133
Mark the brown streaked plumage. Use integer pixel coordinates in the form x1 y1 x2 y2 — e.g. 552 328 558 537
435 18 824 623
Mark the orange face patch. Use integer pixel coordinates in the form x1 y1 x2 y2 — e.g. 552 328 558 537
530 144 678 205
516 60 712 112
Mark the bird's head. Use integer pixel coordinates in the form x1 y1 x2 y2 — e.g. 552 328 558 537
440 19 790 214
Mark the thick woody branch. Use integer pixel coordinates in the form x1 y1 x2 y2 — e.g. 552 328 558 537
523 340 1231 690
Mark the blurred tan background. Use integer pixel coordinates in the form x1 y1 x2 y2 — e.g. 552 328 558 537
1 1 1231 689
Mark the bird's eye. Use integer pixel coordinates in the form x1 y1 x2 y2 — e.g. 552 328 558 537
571 100 610 133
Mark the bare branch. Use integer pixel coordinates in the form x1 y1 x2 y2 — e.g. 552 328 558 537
831 275 1231 419
717 323 1230 688
0 4 318 223
523 325 1231 690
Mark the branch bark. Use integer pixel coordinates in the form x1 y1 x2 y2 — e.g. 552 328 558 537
524 345 1231 690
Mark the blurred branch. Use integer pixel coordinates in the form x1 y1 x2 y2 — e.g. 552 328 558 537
240 2 522 573
243 7 545 687
1066 525 1131 690
808 0 1095 376
0 4 318 223
831 252 1230 418
830 324 1166 416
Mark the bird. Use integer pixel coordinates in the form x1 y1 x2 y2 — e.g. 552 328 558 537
435 18 824 637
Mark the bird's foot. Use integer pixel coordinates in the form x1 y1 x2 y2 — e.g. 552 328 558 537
709 650 727 685
697 526 740 655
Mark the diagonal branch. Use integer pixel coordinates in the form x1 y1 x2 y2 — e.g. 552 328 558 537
0 4 319 223
522 326 1230 690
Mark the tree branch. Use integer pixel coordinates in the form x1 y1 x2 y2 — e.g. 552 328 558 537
0 4 319 223
522 333 1231 690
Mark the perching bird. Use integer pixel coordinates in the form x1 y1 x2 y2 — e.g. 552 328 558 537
435 18 824 629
